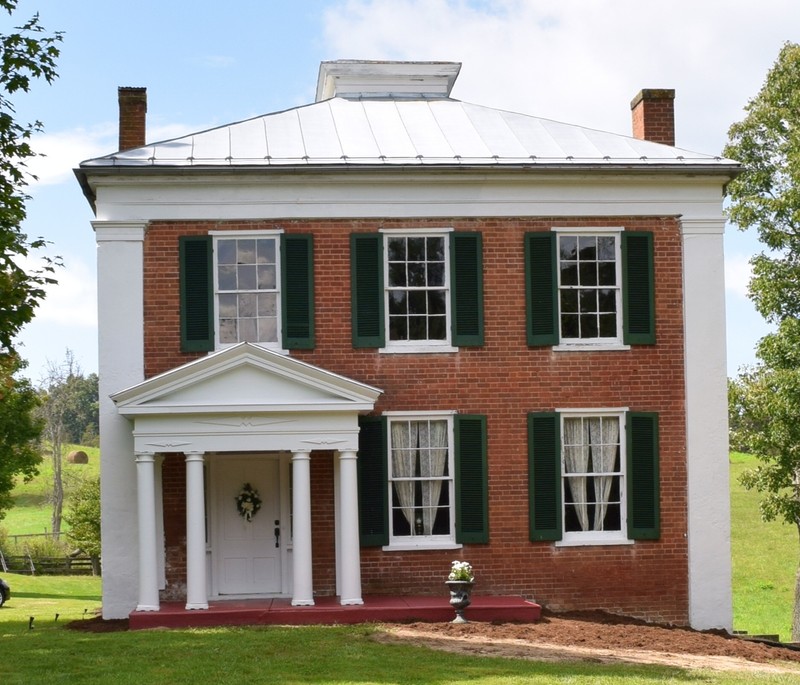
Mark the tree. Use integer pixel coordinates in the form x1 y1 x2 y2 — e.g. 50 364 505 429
64 475 100 574
723 41 800 640
36 350 90 537
0 353 42 521
0 1 63 356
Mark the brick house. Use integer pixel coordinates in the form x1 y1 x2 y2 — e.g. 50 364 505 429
75 61 738 629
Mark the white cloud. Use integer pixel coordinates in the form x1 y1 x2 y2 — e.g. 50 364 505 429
725 254 753 299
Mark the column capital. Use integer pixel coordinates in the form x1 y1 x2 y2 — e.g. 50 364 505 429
135 452 156 464
184 451 206 463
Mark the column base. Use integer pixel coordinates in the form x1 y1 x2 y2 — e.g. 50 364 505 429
185 602 209 610
135 604 160 612
340 597 364 606
291 599 315 607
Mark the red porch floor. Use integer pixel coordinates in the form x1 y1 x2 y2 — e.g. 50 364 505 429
129 595 541 630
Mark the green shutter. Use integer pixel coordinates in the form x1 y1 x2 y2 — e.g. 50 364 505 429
622 232 655 345
528 412 562 541
454 414 488 543
525 233 559 346
281 234 315 349
450 233 484 347
179 235 214 352
357 416 389 546
350 234 385 348
626 412 660 540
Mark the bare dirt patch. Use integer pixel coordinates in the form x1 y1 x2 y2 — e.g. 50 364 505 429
374 611 800 674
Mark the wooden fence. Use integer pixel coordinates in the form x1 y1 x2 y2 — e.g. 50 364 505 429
0 549 99 576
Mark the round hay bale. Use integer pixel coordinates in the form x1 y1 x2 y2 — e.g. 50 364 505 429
67 450 89 464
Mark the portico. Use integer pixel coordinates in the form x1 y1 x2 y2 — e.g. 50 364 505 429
112 343 382 612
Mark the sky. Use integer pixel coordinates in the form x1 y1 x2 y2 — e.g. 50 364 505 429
6 0 797 382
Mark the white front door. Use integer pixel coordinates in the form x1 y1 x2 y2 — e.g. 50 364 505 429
215 456 282 596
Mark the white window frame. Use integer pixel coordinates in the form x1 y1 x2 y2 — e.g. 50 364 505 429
210 230 284 352
383 410 459 551
556 407 632 547
380 228 456 354
552 227 629 352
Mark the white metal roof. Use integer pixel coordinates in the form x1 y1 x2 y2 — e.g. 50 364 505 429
80 96 736 171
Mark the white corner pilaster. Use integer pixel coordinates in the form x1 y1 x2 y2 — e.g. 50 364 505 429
337 450 363 605
291 451 315 606
185 451 208 610
135 452 159 612
682 217 732 631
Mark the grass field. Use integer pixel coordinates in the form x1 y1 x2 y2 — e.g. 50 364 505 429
0 576 795 685
2 444 99 536
730 452 796 641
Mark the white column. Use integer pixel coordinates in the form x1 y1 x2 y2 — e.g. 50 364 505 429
185 452 208 610
337 450 363 605
291 451 314 606
135 452 159 611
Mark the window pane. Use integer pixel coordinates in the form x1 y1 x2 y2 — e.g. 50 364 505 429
597 236 615 261
256 238 276 264
560 236 577 260
579 289 598 313
560 263 578 286
407 263 426 287
599 313 617 337
409 315 427 339
217 239 236 265
258 317 277 342
428 315 446 339
579 261 597 286
578 235 596 260
238 264 257 290
407 237 425 261
580 314 598 338
428 290 446 315
257 264 276 290
561 314 579 338
237 239 256 265
598 289 616 312
427 236 445 261
257 293 277 316
560 289 578 313
598 261 616 286
219 318 237 344
388 263 406 287
387 237 406 261
389 316 407 340
427 261 444 286
219 293 238 318
239 317 257 342
389 290 407 315
218 264 237 291
408 290 427 315
239 293 257 317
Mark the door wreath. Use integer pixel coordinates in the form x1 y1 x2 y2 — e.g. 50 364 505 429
235 483 262 522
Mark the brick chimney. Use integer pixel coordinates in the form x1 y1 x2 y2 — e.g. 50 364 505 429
630 89 675 146
118 87 147 151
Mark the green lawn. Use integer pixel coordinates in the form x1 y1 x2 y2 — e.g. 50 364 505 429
0 576 796 685
730 452 796 641
2 444 99 536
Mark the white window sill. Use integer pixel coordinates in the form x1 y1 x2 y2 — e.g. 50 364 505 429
553 343 631 353
380 345 458 355
383 542 462 552
555 536 633 548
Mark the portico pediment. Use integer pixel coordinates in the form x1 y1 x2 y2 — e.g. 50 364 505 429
112 343 382 416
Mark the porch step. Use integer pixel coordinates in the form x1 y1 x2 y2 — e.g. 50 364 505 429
129 594 541 630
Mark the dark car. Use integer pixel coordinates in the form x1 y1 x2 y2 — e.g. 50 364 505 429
0 577 9 607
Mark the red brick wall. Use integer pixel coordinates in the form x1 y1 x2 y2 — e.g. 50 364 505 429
147 216 688 624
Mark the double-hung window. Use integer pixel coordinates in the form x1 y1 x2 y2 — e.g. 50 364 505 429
528 410 659 544
388 414 455 546
351 230 483 350
525 228 654 348
356 413 488 549
216 235 280 346
179 231 314 352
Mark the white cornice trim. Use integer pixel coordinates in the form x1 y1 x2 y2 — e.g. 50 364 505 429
92 221 147 241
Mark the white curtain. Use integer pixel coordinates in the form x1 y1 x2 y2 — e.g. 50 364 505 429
592 417 620 531
391 422 416 531
563 418 590 531
419 420 448 535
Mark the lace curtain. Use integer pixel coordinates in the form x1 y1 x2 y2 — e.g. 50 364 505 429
564 416 619 532
391 420 449 535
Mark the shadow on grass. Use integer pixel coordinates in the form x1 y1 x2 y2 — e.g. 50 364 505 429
13 591 101 601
